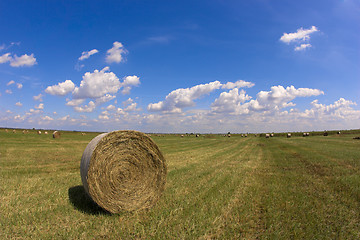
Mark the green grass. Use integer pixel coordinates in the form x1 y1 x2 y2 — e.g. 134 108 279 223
1 130 360 239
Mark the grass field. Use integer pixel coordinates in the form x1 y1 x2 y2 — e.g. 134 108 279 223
1 130 360 239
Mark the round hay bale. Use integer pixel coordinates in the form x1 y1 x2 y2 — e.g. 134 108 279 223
80 130 167 213
37 130 41 135
53 131 60 138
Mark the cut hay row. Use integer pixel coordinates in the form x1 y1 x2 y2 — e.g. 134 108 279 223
80 130 167 213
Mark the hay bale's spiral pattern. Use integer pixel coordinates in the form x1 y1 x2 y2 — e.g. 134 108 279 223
80 130 167 213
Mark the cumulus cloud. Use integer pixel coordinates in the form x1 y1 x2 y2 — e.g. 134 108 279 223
302 98 359 120
66 98 85 106
211 88 252 113
34 103 44 110
74 101 96 113
95 94 116 105
45 80 75 96
10 53 37 67
121 75 140 94
78 49 99 61
42 116 53 121
123 98 140 111
280 26 319 43
5 89 12 94
72 67 120 99
148 80 254 113
7 80 15 86
294 43 312 51
221 80 254 89
106 41 127 63
0 53 11 64
15 102 22 107
17 83 23 89
33 94 43 101
106 105 116 111
98 114 110 120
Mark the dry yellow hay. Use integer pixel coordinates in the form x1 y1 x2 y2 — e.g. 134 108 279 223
44 131 48 135
80 130 167 213
12 129 16 133
53 131 60 138
37 130 41 135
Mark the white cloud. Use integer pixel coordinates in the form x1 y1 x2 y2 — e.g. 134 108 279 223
59 115 70 121
148 81 222 113
33 94 43 102
121 75 140 94
34 103 44 110
29 109 41 114
95 94 116 105
45 80 75 96
74 101 96 113
106 105 116 111
78 49 99 61
5 89 12 94
302 98 359 120
42 116 53 121
211 88 252 113
66 98 85 106
250 85 324 111
0 53 11 64
72 67 120 99
16 83 23 89
99 114 110 120
7 80 15 86
15 102 22 107
106 41 127 63
280 26 319 43
10 54 37 67
294 43 312 51
148 80 254 113
221 80 254 89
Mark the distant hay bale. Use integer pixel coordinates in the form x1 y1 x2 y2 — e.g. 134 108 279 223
13 129 16 133
287 133 291 138
5 129 8 133
53 131 60 138
37 130 41 135
270 133 274 137
307 133 310 136
81 133 86 136
265 133 270 138
22 130 26 134
303 132 307 137
44 131 48 135
337 131 341 135
244 134 248 137
181 134 184 138
196 134 200 138
228 134 231 137
80 130 167 213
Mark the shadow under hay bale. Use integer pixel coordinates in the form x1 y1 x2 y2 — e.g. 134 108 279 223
68 185 110 215
80 130 167 214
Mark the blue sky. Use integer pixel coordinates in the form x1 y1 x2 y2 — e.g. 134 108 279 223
0 0 359 133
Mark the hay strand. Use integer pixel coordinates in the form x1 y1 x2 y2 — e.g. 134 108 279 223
80 130 167 213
